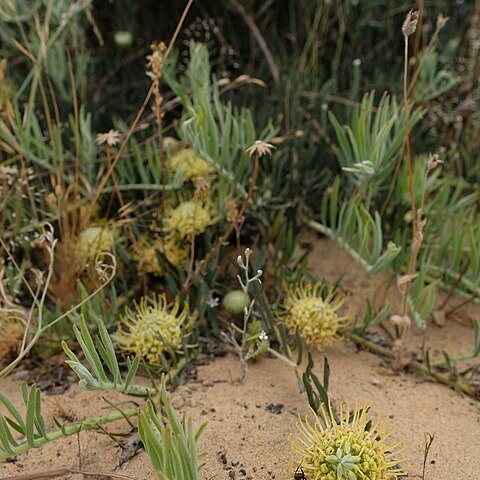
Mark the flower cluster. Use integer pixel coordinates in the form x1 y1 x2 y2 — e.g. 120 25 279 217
168 148 215 181
132 236 189 276
162 194 216 238
278 280 351 349
293 402 406 480
76 226 116 268
116 294 189 365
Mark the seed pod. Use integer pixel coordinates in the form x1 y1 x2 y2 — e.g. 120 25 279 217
402 10 419 38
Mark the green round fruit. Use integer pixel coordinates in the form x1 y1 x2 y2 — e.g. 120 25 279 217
114 31 134 48
222 290 250 316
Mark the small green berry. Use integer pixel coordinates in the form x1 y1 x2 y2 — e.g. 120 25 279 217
114 31 133 48
222 290 250 316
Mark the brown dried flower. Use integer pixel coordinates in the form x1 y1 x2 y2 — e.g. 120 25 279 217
226 199 239 224
436 14 449 31
426 153 444 172
245 140 275 158
95 129 122 147
194 177 211 201
402 10 419 38
146 42 167 81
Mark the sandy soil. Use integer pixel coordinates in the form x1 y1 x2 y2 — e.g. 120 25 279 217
1 237 479 480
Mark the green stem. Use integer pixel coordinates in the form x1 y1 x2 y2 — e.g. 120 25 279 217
267 348 305 393
101 184 177 193
0 262 114 379
0 407 139 461
267 347 298 369
430 353 478 368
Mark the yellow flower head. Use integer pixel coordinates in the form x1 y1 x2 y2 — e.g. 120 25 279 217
163 194 216 238
293 402 407 480
160 236 189 267
168 148 215 181
77 226 116 267
116 294 188 365
279 280 351 349
132 236 164 276
132 236 189 276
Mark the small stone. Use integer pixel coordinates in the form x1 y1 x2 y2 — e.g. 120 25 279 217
432 310 446 327
265 403 284 415
218 452 228 465
171 396 185 409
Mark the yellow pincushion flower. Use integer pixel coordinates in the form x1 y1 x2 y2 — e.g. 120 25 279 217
116 294 188 365
160 236 190 266
279 280 351 349
132 236 189 276
77 225 116 267
168 148 215 181
293 402 407 480
132 237 164 276
163 195 216 238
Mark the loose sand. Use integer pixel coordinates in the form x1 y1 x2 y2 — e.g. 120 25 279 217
1 238 479 480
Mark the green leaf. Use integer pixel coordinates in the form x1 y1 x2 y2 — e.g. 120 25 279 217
74 315 109 384
0 390 26 433
25 385 37 448
124 357 141 392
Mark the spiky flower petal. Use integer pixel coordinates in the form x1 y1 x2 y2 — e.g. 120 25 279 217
132 236 189 276
293 402 407 480
168 148 215 181
279 280 351 349
116 294 188 365
161 236 189 267
132 237 164 276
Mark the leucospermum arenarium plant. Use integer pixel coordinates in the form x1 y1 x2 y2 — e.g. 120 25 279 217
132 235 189 277
168 148 216 182
293 402 407 480
115 293 192 367
76 225 117 270
161 192 217 239
278 279 353 350
0 2 279 477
